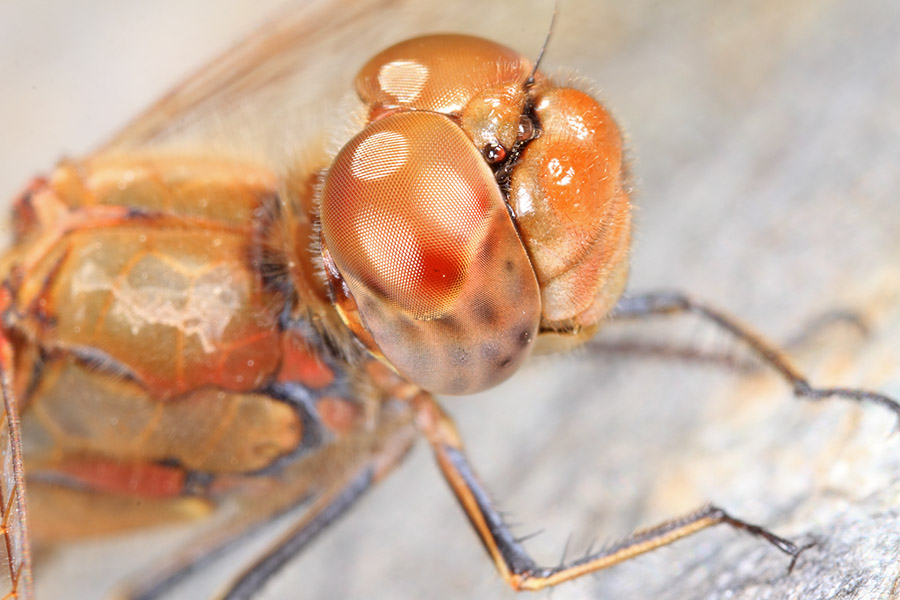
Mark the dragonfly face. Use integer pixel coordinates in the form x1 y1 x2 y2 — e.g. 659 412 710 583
4 2 900 600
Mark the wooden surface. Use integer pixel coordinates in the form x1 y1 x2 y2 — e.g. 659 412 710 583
2 1 900 598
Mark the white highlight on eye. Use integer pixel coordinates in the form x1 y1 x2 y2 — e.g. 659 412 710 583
355 203 423 296
350 130 409 180
378 60 430 104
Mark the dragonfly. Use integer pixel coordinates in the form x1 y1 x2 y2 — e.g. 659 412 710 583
3 1 900 599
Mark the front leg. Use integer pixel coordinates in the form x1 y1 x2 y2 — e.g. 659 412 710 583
412 393 804 592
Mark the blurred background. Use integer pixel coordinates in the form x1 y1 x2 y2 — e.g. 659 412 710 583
2 0 900 598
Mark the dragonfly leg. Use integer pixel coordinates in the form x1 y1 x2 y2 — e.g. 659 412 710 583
608 291 900 427
216 409 417 600
412 393 803 591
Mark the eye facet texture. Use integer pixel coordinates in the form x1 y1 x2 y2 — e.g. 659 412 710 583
321 111 541 394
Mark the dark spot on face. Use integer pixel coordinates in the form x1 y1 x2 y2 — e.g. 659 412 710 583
448 344 469 366
387 313 417 341
504 259 515 273
480 342 500 361
437 314 463 335
472 298 498 325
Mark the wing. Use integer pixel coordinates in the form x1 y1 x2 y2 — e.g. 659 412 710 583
99 0 407 155
0 334 33 599
95 0 559 160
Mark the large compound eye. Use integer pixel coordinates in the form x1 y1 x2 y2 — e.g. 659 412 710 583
356 34 535 156
320 111 541 395
356 34 532 115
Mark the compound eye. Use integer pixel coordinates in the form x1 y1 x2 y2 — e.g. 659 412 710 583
320 111 541 395
321 112 493 318
356 34 532 114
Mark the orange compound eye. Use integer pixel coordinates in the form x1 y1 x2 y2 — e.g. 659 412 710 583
322 112 491 319
356 34 536 158
356 34 532 115
508 87 632 329
321 111 541 395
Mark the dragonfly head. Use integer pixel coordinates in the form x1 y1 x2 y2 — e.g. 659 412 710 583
319 35 631 394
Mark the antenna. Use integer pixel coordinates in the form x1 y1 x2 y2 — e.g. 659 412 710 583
525 1 559 89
